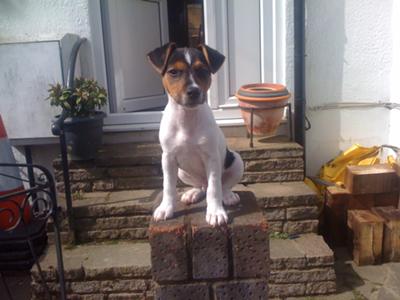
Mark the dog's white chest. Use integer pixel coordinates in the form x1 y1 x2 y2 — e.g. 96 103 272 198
170 130 209 173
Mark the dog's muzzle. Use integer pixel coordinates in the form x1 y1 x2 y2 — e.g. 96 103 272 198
183 86 204 107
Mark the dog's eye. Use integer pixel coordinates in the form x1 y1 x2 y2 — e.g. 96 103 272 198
167 69 181 77
194 67 210 77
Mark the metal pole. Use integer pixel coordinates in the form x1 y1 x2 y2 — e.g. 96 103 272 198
294 0 306 148
59 132 75 243
24 146 35 189
47 172 67 300
288 103 293 142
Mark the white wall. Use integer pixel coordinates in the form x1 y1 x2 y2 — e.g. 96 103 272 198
0 0 92 172
304 0 398 175
0 0 90 43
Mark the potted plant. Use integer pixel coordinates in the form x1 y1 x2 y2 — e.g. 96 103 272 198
47 78 107 160
236 83 291 136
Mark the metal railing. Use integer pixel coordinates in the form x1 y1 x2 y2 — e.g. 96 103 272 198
0 163 66 300
51 37 87 243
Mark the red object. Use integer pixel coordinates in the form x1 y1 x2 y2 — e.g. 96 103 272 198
0 115 31 230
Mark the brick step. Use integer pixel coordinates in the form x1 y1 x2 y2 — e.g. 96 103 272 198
31 241 153 299
242 181 320 234
54 138 304 193
49 189 159 243
51 181 319 243
269 234 336 298
32 234 336 299
59 169 304 192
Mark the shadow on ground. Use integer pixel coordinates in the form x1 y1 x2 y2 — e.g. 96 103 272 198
0 271 31 300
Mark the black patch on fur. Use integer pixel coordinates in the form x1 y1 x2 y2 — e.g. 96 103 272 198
224 148 235 169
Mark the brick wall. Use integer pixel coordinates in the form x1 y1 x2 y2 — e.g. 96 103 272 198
149 192 270 299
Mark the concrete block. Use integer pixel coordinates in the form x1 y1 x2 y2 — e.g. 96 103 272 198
155 283 209 300
231 192 269 278
191 201 229 279
293 234 334 267
213 279 268 300
245 158 304 172
270 268 336 283
283 220 318 234
149 196 188 282
268 283 305 298
286 206 318 220
264 208 286 221
270 238 307 270
305 281 336 295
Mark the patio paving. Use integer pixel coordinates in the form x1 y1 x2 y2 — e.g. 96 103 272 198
292 247 400 300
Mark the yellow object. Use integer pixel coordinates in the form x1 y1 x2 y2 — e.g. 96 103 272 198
305 144 380 197
387 155 396 166
305 144 399 214
319 144 380 187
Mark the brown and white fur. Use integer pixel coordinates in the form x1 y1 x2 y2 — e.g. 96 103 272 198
147 43 244 226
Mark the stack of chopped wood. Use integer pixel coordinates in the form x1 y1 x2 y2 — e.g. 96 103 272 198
324 163 400 265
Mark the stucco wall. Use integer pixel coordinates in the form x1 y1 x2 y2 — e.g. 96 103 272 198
0 0 90 43
0 0 92 172
304 0 397 175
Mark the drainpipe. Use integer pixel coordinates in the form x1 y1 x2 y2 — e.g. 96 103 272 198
293 0 306 155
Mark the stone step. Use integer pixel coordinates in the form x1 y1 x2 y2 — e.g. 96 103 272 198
54 138 303 168
31 241 153 299
50 189 159 243
58 169 304 192
241 181 320 235
54 138 304 193
32 234 336 299
51 181 319 243
269 234 337 298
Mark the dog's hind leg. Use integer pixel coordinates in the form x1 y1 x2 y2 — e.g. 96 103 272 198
178 169 207 204
221 151 244 206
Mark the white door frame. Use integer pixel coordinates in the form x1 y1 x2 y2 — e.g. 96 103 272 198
88 0 286 132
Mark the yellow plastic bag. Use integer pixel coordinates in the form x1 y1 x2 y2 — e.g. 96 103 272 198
319 144 380 188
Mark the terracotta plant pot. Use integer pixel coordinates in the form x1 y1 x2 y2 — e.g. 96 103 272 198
236 83 291 136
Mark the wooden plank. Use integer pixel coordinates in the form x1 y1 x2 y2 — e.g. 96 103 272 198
374 192 399 208
349 194 375 210
345 164 398 194
347 210 384 266
392 163 400 209
325 186 351 247
372 206 400 262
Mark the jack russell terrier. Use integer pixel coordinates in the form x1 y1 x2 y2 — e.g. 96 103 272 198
147 43 244 226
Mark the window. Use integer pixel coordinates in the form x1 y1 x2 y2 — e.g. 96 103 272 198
91 0 284 129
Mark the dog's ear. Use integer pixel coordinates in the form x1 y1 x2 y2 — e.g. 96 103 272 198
197 44 225 74
147 42 177 75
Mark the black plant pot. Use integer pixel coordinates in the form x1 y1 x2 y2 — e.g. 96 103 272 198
62 111 106 161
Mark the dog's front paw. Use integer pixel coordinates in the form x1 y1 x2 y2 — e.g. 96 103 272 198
181 188 205 204
153 202 175 221
206 205 228 226
223 191 240 206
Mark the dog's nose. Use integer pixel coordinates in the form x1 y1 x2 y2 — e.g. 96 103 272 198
187 86 201 99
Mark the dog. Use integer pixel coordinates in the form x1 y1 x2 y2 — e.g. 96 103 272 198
147 43 244 226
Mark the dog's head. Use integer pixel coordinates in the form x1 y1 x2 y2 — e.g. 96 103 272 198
147 43 225 108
